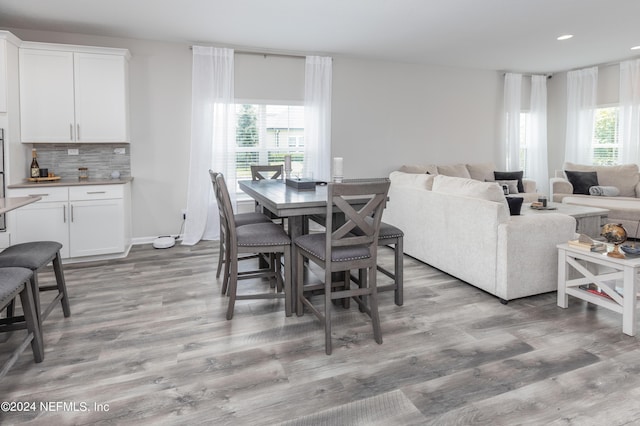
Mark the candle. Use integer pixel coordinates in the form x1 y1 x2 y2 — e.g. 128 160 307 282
284 155 292 173
333 157 343 182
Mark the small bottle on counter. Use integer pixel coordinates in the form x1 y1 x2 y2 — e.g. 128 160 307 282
30 148 40 178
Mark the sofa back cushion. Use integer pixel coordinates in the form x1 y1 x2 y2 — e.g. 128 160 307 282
466 162 496 182
437 163 471 178
563 162 639 197
432 175 507 202
398 164 438 174
389 171 435 190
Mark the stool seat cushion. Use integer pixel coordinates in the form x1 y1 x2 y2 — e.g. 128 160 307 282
378 222 404 239
237 223 290 247
0 241 63 270
234 212 272 227
0 267 33 307
295 233 370 262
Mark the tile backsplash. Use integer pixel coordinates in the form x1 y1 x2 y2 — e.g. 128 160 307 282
32 144 131 179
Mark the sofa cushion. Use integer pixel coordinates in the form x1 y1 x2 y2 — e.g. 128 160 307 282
432 175 507 205
389 171 435 190
466 162 496 182
565 170 599 195
496 180 519 195
563 162 640 197
398 164 438 174
437 164 471 179
494 171 524 193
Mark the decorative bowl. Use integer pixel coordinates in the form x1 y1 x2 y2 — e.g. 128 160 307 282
620 244 640 256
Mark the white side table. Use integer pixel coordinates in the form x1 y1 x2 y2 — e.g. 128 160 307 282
557 243 640 336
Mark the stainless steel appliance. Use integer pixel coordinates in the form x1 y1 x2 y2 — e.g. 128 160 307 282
0 129 5 230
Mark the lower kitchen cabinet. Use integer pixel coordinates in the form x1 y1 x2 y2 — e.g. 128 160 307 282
8 183 131 260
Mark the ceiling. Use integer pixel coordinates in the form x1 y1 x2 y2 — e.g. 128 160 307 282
1 0 639 74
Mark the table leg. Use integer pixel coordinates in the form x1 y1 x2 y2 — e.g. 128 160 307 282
287 215 305 316
622 265 637 336
557 248 569 308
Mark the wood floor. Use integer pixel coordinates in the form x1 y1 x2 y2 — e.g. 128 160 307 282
2 241 640 425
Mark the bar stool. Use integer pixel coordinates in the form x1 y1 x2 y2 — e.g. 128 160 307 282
0 267 44 379
0 241 71 325
351 221 404 306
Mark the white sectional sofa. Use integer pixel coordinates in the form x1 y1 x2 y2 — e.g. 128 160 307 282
551 162 640 238
383 172 577 302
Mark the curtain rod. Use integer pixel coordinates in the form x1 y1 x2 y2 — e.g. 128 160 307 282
190 45 306 59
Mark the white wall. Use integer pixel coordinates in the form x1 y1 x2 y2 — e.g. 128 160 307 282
3 27 507 241
332 58 503 178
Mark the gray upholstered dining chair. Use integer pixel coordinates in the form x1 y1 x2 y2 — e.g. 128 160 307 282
351 220 404 306
250 164 286 224
0 267 43 379
209 170 272 294
295 181 390 355
215 173 292 319
0 241 71 326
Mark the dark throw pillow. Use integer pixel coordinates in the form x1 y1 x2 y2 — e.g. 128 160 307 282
494 171 524 193
506 196 524 215
564 170 599 195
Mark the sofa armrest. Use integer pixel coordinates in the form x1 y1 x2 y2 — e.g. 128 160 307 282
635 181 640 198
496 213 577 300
522 179 536 193
550 177 573 202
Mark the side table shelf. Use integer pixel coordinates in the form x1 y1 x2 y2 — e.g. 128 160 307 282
557 243 640 336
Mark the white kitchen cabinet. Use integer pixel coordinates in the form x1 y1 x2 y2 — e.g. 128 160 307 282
9 187 71 257
8 183 131 260
19 42 130 143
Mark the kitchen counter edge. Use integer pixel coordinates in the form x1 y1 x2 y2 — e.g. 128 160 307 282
8 177 134 189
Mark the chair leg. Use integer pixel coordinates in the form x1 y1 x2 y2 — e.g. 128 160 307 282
369 266 382 345
394 238 403 306
216 235 224 279
283 248 292 317
53 251 71 318
19 282 44 363
221 234 231 296
324 268 333 355
296 251 304 316
226 254 239 320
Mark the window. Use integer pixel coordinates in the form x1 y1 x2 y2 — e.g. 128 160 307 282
235 103 304 187
592 106 619 165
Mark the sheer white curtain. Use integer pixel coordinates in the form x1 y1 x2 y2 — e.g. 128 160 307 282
183 46 235 245
565 67 598 164
619 59 640 164
503 73 522 170
526 75 549 194
304 56 332 182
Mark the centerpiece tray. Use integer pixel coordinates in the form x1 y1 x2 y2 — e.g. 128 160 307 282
27 176 61 182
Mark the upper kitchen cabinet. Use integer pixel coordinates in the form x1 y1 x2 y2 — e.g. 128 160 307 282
19 42 130 143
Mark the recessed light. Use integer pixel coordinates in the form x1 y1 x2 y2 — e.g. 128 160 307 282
557 34 574 41
632 45 640 50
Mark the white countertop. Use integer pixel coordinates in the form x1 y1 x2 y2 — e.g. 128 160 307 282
8 177 133 189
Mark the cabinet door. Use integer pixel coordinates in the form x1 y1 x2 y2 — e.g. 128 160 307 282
11 202 70 258
0 40 6 113
19 49 75 142
74 53 129 143
69 199 124 257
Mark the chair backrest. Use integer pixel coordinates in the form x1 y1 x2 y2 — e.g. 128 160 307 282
251 165 283 181
215 173 238 236
324 181 390 266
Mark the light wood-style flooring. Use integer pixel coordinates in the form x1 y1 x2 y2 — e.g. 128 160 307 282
2 241 640 425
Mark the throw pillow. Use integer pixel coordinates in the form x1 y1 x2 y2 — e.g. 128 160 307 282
496 179 519 194
466 162 496 182
565 170 599 195
506 196 524 215
494 171 524 193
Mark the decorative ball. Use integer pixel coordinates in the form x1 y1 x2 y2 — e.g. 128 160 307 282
601 223 627 245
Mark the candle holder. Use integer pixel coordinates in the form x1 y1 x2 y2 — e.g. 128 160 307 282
284 155 292 180
333 157 343 183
